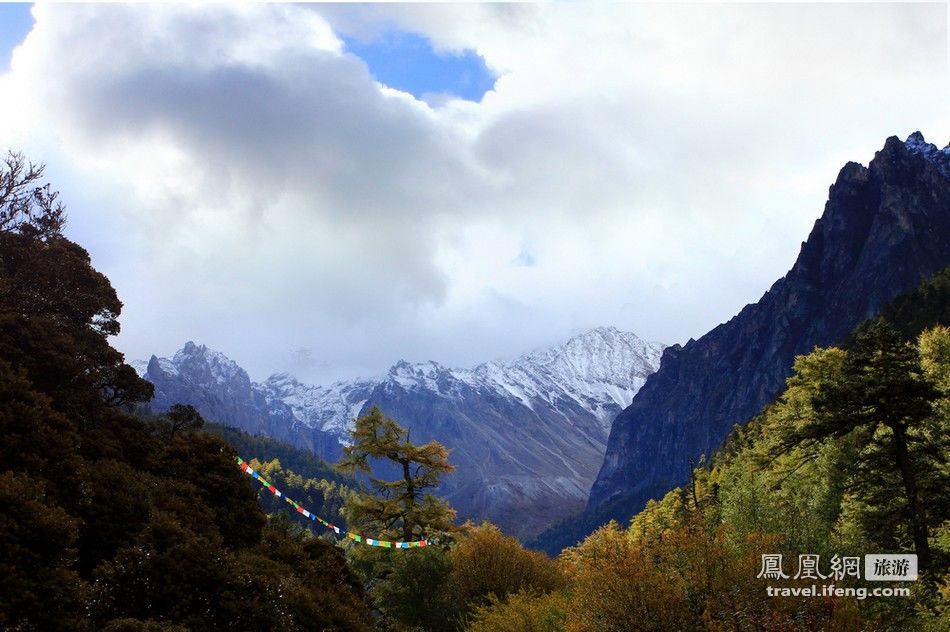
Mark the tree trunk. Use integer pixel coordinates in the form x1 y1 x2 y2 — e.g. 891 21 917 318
402 459 414 542
888 421 931 570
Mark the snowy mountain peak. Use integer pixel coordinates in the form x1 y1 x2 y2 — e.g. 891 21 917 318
130 359 150 378
171 341 247 385
568 324 624 341
518 326 663 379
904 132 950 177
387 359 459 391
461 327 665 429
264 371 302 389
388 358 448 377
140 326 664 440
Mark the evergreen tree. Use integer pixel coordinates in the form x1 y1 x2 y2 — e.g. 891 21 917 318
162 404 205 439
793 319 942 570
881 265 950 342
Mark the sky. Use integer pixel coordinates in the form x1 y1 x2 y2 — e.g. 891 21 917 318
0 3 948 384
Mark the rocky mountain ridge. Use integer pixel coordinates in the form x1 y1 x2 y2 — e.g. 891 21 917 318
139 326 664 537
584 132 950 536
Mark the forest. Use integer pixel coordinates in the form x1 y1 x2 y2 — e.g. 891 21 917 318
1 152 947 630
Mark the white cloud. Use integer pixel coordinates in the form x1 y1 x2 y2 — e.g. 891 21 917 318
0 3 947 383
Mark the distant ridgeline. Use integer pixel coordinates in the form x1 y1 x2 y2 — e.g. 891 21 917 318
137 327 665 540
535 133 950 554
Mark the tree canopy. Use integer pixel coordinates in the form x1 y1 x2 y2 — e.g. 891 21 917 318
338 405 456 542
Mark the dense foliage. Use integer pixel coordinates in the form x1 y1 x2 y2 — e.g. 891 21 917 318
0 156 374 630
245 455 351 537
880 266 950 342
470 274 950 631
206 421 353 487
355 522 565 631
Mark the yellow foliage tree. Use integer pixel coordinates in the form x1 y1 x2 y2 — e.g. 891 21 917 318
466 589 568 632
449 522 564 618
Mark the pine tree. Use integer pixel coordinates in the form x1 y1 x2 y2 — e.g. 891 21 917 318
338 406 456 542
797 318 941 570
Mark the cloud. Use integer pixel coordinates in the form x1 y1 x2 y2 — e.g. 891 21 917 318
0 3 947 383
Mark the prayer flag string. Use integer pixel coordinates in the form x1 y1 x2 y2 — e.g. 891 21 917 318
236 456 429 549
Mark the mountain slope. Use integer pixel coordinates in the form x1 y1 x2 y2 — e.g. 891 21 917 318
585 133 950 534
139 326 664 538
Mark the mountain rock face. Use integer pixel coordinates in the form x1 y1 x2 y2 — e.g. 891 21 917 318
138 342 351 460
587 133 950 525
140 327 663 538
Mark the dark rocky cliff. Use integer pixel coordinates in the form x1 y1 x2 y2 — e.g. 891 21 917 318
587 133 950 524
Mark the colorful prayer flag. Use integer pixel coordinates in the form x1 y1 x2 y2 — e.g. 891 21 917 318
236 453 427 549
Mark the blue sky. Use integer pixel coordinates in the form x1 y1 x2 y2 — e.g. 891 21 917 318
343 31 495 102
0 4 495 102
0 3 32 71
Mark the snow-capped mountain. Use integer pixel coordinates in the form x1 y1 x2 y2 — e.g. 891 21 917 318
904 130 950 177
257 372 377 439
474 327 663 431
139 327 664 538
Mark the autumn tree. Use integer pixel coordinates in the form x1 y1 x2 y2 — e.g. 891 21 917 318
465 589 568 632
338 406 456 542
448 522 563 617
